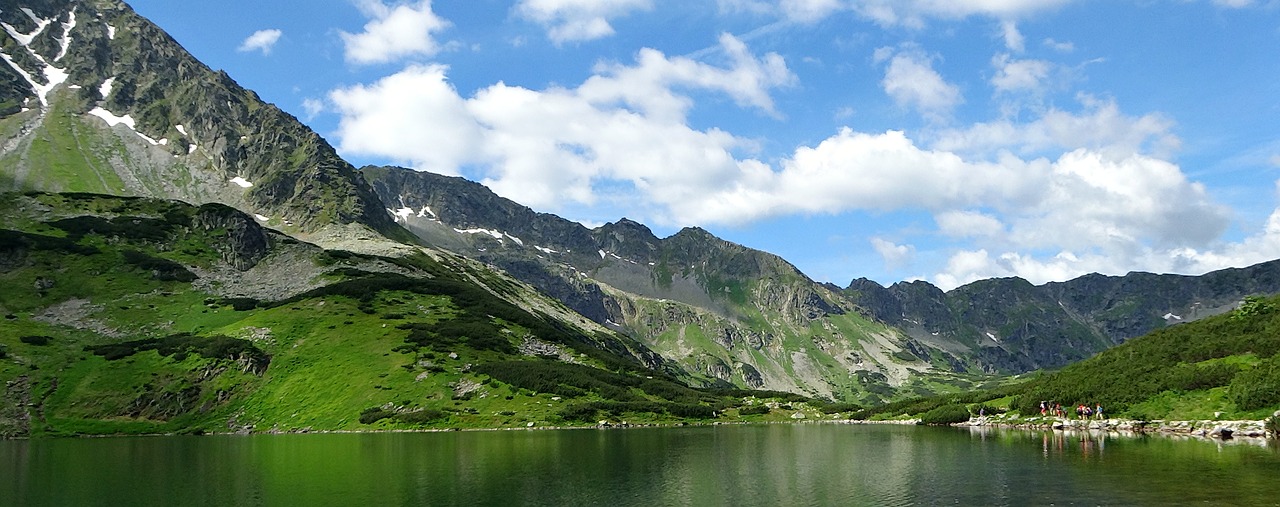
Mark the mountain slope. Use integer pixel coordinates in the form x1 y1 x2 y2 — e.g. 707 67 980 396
363 166 998 402
0 0 407 247
0 192 820 438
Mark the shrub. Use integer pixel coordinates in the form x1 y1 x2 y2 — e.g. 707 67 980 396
19 335 52 346
917 404 972 426
221 298 260 311
738 405 770 416
359 407 394 424
1266 415 1280 438
395 409 446 424
1229 355 1280 411
122 250 197 282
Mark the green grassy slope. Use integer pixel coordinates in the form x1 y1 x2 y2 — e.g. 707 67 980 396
0 192 815 438
853 295 1280 423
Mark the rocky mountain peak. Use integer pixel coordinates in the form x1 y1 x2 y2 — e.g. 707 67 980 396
0 0 402 243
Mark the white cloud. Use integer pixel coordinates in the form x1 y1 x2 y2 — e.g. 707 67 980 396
330 64 484 174
877 48 963 121
932 95 1180 160
990 53 1051 93
237 29 282 55
851 0 1073 27
936 210 1005 239
516 0 653 43
781 0 844 22
1043 38 1074 52
301 98 325 120
1212 0 1255 7
340 0 450 65
871 238 915 269
329 35 792 212
1000 20 1024 52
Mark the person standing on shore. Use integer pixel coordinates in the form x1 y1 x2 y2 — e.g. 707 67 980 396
1095 403 1103 420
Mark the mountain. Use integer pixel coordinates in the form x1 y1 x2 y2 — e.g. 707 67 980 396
364 166 996 401
0 192 825 438
0 0 410 250
844 261 1280 372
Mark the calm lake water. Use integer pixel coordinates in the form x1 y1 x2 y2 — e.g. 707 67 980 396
3 424 1279 506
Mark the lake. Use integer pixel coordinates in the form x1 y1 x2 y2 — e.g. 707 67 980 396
3 424 1279 506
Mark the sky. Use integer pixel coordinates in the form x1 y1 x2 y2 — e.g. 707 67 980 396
123 0 1280 290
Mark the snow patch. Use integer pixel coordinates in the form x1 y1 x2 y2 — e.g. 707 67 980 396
391 207 414 223
504 233 524 246
535 246 557 255
598 250 606 259
0 48 68 107
98 77 114 99
454 228 504 240
417 206 436 219
106 24 115 40
188 144 198 154
87 107 135 128
254 214 270 222
135 132 163 146
175 124 187 136
1 12 51 47
1163 313 1183 321
229 177 253 188
986 332 1000 343
54 9 75 62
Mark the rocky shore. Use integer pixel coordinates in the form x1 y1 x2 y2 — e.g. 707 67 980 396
958 413 1276 441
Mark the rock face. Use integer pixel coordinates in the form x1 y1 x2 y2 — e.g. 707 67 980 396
193 203 270 271
0 0 400 240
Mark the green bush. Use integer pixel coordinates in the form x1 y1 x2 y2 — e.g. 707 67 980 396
85 333 270 372
1266 415 1279 438
738 405 770 416
359 407 394 424
917 404 972 425
121 250 197 282
1229 355 1280 411
395 409 446 424
19 335 52 346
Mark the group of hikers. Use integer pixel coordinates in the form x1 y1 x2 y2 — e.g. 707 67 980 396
1039 401 1104 420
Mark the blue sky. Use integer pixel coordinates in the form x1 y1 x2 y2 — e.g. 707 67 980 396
126 0 1280 290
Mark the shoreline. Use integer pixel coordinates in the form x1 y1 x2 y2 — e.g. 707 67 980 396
953 415 1274 442
3 414 1276 441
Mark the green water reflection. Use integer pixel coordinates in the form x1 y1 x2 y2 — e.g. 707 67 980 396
3 425 1278 506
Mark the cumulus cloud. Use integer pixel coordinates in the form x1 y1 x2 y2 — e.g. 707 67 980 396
340 0 450 64
932 95 1181 160
990 54 1051 93
329 35 792 211
876 47 963 121
516 0 653 43
936 210 1005 239
238 29 282 55
872 238 915 269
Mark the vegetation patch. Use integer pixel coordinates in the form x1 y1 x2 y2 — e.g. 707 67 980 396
85 333 269 372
